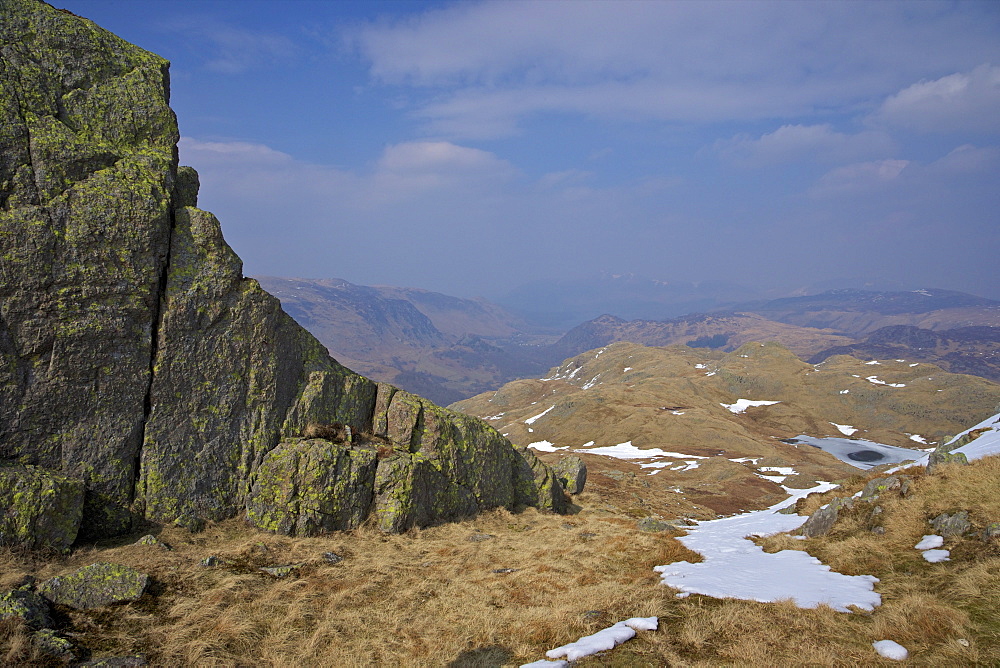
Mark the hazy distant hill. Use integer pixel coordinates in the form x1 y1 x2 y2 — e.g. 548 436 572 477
452 341 1000 514
261 280 1000 403
498 272 764 329
809 325 1000 383
256 276 557 405
737 288 1000 335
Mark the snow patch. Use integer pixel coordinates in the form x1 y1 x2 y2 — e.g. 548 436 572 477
524 405 555 425
721 399 781 414
922 549 950 563
538 617 658 663
873 640 909 661
528 441 566 453
908 433 927 444
914 535 943 550
830 422 858 436
654 483 880 612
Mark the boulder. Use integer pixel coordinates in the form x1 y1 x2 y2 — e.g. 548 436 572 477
0 587 51 629
32 628 75 662
637 517 674 532
38 562 148 609
0 0 567 546
927 443 969 474
246 438 377 535
553 455 587 494
860 475 906 501
0 465 84 550
930 510 972 537
800 497 854 538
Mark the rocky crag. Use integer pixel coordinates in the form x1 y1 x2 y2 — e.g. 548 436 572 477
0 0 564 551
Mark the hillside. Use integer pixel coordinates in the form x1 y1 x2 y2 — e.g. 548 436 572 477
809 325 1000 383
738 288 1000 335
453 341 1000 515
256 276 557 405
550 312 854 360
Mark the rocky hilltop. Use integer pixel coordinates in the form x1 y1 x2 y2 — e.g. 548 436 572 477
0 0 564 551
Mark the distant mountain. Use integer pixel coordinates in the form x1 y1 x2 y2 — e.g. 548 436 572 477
256 277 557 405
736 288 1000 336
809 325 1000 383
498 273 765 329
261 280 1000 404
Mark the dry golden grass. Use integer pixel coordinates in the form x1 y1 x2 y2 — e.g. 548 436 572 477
3 456 998 666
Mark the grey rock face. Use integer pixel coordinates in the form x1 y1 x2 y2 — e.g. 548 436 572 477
553 455 587 494
0 0 564 548
246 438 378 535
38 562 148 609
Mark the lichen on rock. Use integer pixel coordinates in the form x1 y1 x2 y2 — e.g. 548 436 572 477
0 464 84 550
37 562 149 609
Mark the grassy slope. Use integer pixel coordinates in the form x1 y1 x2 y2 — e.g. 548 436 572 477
2 455 997 665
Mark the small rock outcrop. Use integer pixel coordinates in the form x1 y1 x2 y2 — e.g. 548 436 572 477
37 562 149 609
926 443 969 474
0 0 566 549
930 511 972 538
800 497 854 538
553 455 587 495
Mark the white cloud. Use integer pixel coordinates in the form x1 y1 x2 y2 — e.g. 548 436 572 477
810 159 910 196
715 124 896 166
346 1 1000 138
872 64 1000 133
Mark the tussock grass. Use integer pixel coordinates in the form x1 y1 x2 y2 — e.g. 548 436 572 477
3 457 998 665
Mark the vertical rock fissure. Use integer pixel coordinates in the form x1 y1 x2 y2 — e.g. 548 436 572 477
132 169 176 503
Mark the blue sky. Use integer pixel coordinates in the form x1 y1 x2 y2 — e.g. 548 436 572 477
60 0 1000 301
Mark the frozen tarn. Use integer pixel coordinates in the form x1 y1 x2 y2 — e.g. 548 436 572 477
654 483 881 612
535 617 658 664
789 435 924 470
525 406 555 425
721 399 781 414
873 640 909 661
831 422 858 436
